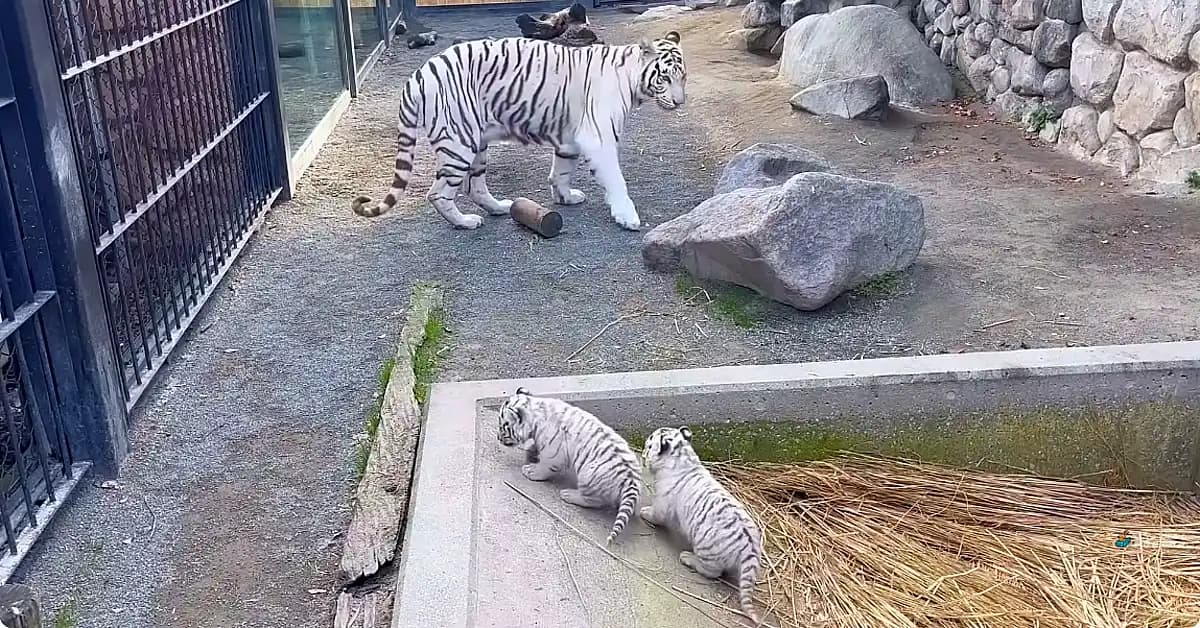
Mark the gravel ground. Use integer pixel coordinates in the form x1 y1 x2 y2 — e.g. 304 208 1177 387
13 6 1200 627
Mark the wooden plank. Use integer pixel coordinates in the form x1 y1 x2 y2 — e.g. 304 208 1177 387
334 589 392 628
0 584 41 628
339 284 444 582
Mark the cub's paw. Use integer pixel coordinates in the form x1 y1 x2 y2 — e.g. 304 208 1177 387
454 214 485 230
554 188 587 206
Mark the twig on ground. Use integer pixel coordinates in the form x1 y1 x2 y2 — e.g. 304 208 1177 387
557 535 592 627
1021 265 1069 279
565 310 647 362
976 318 1017 331
1045 320 1085 327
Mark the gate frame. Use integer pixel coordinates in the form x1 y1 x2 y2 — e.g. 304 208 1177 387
0 0 129 479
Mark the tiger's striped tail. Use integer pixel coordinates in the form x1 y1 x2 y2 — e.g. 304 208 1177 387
737 552 760 624
352 81 422 218
605 477 641 545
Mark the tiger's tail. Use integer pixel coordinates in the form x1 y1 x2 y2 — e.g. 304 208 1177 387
737 551 760 624
605 477 641 546
352 79 422 218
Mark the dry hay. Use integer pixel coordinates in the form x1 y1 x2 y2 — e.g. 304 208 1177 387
711 454 1200 628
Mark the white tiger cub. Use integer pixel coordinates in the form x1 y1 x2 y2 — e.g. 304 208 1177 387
641 426 763 623
352 32 687 231
497 388 642 545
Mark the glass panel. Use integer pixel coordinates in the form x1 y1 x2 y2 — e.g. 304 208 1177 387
389 0 402 24
272 0 346 153
351 0 383 70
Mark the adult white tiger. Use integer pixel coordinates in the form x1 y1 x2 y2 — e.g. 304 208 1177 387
351 31 687 231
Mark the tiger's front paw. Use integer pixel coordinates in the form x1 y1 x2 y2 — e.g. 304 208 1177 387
522 463 552 481
454 214 485 230
554 188 586 206
611 204 641 231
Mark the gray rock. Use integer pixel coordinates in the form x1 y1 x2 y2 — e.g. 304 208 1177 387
1187 73 1200 134
1059 104 1103 156
1007 0 1043 28
926 24 938 40
642 172 926 311
998 23 1035 53
992 65 1012 92
935 8 955 33
781 0 830 26
1069 33 1125 108
1140 129 1179 163
1093 130 1141 175
685 0 720 8
941 34 959 64
1113 0 1200 66
1032 19 1076 67
1137 145 1200 184
1043 68 1071 95
1098 109 1116 142
976 21 996 42
990 37 1012 62
897 2 917 22
407 31 438 48
916 0 930 27
953 15 973 31
1044 88 1074 114
964 28 989 56
1045 0 1083 23
1010 50 1048 95
1192 31 1200 65
979 0 1002 23
1112 51 1188 138
968 55 998 92
951 0 970 14
778 5 954 105
713 143 833 195
742 0 782 26
724 0 752 7
994 90 1040 120
954 36 975 71
1082 0 1121 41
729 26 785 52
634 4 694 19
1039 120 1062 142
1174 107 1199 147
790 75 891 120
923 0 946 22
931 32 945 51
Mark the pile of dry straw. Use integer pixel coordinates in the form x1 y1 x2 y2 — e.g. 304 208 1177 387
712 455 1200 628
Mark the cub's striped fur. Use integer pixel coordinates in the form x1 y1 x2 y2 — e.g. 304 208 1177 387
642 426 763 623
352 32 687 231
498 388 641 545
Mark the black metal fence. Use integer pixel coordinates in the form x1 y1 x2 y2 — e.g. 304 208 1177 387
45 0 287 406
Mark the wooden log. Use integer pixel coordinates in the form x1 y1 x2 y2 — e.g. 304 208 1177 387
0 585 41 628
510 198 563 238
333 589 392 628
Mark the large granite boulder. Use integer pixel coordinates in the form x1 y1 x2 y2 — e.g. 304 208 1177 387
713 143 833 194
642 172 926 311
1069 33 1124 108
778 5 953 105
1112 0 1200 66
1111 51 1188 138
789 75 891 120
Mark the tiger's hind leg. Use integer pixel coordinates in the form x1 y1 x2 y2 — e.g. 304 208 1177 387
427 138 484 229
560 488 606 509
466 147 514 216
548 146 586 206
680 551 725 580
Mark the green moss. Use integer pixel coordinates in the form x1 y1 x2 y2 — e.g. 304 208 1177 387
54 600 78 628
1187 170 1200 191
412 309 447 407
623 403 1200 489
675 274 767 329
1025 106 1060 133
850 271 906 299
354 358 395 479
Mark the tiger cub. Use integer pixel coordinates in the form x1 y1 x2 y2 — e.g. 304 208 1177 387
497 388 642 545
641 426 763 623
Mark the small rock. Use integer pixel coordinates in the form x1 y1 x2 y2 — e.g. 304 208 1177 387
976 21 996 42
1059 104 1102 156
1039 120 1061 143
1082 0 1120 41
1010 50 1048 96
1137 145 1200 184
685 0 720 8
935 8 955 34
742 0 781 27
407 31 437 48
1112 51 1188 138
1192 31 1200 65
1140 129 1179 162
724 0 752 7
1032 19 1075 67
923 0 945 21
951 0 969 14
998 23 1035 53
781 0 829 26
1069 33 1125 108
990 37 1011 63
1112 0 1200 66
1044 0 1083 23
729 26 785 53
1174 108 1199 148
991 65 1012 93
931 32 945 52
1043 68 1071 96
964 28 988 56
634 5 693 20
993 90 1039 121
1098 108 1116 143
940 34 958 64
953 15 972 31
979 0 1002 23
1093 130 1141 175
789 75 891 120
968 55 997 92
713 143 833 195
1188 73 1200 137
1007 0 1043 28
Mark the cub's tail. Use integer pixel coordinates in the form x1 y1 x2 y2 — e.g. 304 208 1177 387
737 551 760 624
353 80 422 218
606 477 641 545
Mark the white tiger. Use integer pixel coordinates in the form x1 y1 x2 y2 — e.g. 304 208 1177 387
351 32 687 231
497 388 642 545
641 426 763 623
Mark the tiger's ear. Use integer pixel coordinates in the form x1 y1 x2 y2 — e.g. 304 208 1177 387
679 426 692 442
640 38 657 53
664 31 681 43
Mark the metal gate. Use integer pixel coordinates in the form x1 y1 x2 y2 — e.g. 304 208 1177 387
45 0 288 408
0 24 85 570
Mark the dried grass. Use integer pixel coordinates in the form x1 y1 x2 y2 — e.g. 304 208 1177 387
711 454 1200 628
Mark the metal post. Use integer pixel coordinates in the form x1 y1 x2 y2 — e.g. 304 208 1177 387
1 0 129 477
334 0 359 98
257 0 296 199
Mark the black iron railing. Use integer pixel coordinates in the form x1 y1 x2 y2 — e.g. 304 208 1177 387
45 0 286 407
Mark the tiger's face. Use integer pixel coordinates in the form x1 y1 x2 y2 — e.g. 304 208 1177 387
641 31 687 111
497 388 532 447
643 425 694 470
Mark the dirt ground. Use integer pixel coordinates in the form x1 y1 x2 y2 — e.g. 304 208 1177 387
12 6 1200 628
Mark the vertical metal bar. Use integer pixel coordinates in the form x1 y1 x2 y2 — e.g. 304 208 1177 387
335 0 358 98
0 260 40 526
258 0 295 197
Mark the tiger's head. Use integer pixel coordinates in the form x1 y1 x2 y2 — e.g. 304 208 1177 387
639 31 686 111
642 425 698 472
497 387 533 447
